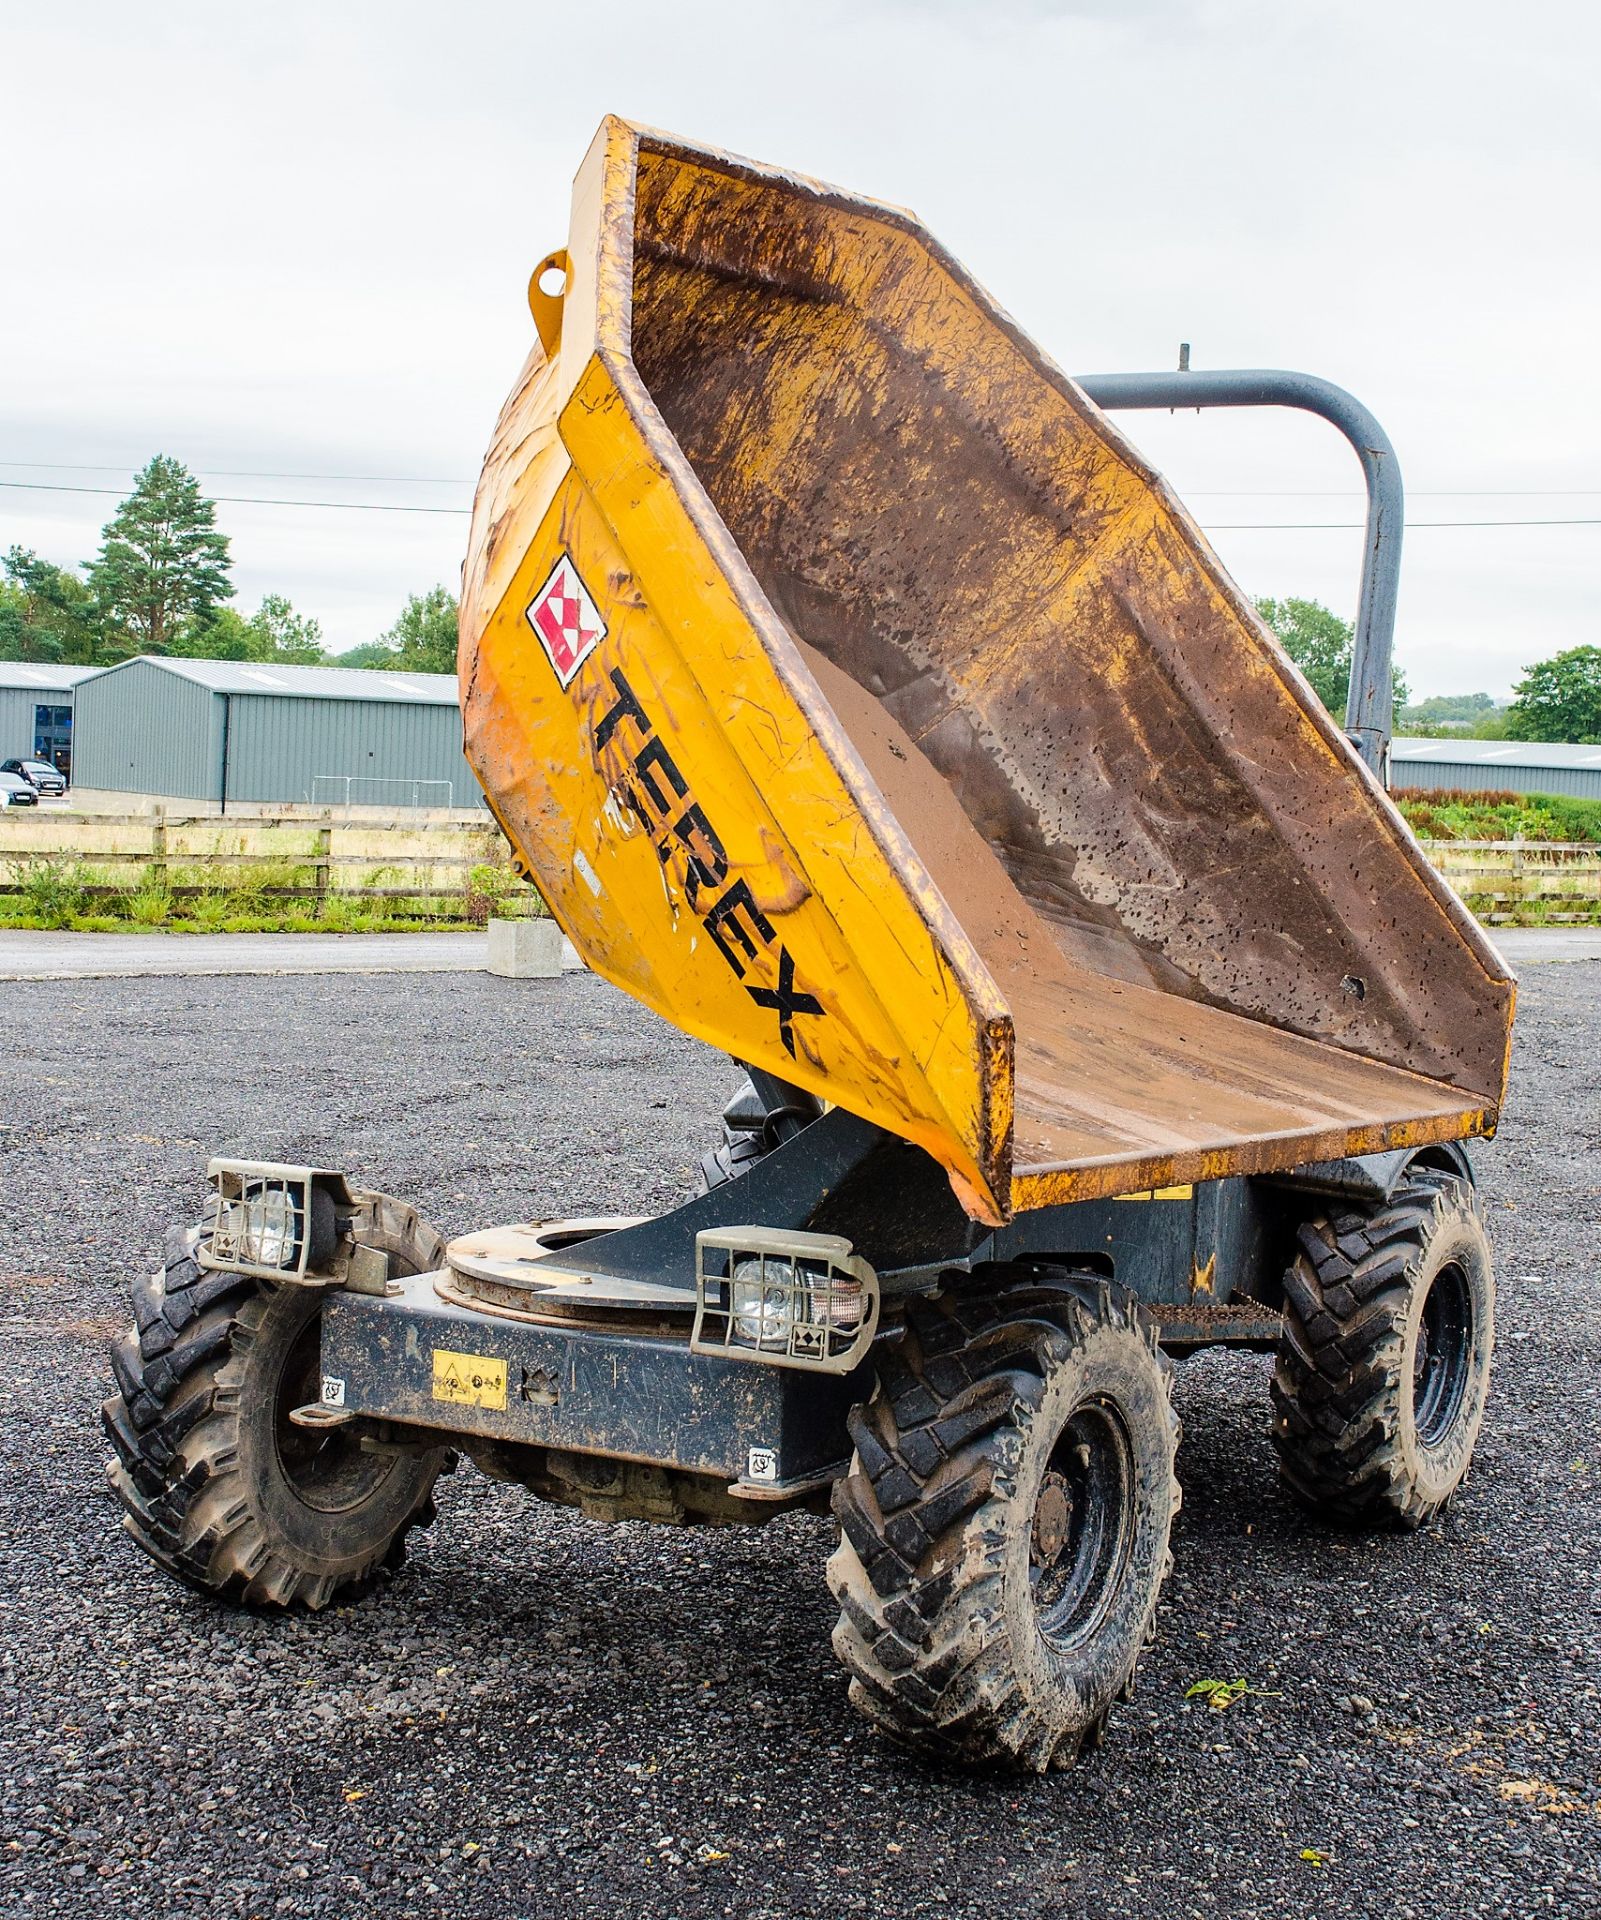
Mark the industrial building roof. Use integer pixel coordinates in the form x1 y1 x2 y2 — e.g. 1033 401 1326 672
1392 735 1601 771
0 661 104 690
90 656 460 704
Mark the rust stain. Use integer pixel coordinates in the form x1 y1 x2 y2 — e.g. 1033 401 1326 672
457 116 1515 1227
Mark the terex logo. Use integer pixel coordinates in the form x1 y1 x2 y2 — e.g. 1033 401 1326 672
526 553 606 687
594 668 824 1059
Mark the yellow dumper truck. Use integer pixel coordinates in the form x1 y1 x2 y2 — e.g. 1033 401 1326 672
105 120 1514 1771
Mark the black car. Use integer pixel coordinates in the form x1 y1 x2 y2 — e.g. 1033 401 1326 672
0 769 40 808
1 757 66 796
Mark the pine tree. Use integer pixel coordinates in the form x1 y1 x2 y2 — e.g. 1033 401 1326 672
88 456 233 655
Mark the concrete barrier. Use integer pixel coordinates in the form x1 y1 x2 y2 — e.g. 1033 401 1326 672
487 917 564 978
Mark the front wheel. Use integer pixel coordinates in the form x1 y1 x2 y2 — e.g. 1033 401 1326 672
1271 1170 1494 1528
827 1273 1180 1772
103 1194 450 1609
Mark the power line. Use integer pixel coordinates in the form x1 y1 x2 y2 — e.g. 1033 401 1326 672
1206 517 1601 529
3 476 1599 530
0 459 466 485
1188 488 1601 498
9 460 1601 500
9 461 1601 499
0 480 470 516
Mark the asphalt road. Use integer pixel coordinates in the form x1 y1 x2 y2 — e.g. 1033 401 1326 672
0 925 1597 979
0 967 1596 1919
0 929 492 977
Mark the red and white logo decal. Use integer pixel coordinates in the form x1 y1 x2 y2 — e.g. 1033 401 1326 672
525 553 606 688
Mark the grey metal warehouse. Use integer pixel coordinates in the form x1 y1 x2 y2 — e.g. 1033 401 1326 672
1392 735 1601 801
71 657 485 810
0 661 102 776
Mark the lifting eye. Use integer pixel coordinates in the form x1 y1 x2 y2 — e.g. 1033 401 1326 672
527 248 570 358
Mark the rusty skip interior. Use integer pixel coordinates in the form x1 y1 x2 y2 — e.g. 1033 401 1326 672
613 138 1513 1196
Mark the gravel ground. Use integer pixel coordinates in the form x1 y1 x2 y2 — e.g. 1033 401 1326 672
0 967 1597 1920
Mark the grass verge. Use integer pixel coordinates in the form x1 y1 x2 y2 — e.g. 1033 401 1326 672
0 855 540 933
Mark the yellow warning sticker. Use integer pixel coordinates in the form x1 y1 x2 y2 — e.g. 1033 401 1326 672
431 1348 508 1411
1113 1184 1195 1202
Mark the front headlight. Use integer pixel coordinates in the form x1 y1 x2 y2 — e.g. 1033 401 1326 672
694 1229 880 1374
729 1261 792 1351
233 1184 301 1269
198 1161 346 1281
215 1180 304 1272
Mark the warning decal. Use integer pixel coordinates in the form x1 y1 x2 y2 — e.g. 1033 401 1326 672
525 552 607 688
431 1348 508 1411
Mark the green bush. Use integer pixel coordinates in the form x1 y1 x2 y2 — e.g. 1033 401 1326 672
1395 788 1601 845
12 858 92 927
463 860 522 926
1463 891 1601 928
1529 793 1601 843
186 892 232 932
0 850 493 935
124 880 174 926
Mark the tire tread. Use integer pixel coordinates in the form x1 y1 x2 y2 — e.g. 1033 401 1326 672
1271 1171 1488 1528
103 1205 444 1609
826 1271 1179 1771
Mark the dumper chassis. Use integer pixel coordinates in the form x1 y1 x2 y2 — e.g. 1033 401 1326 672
106 1105 1494 1771
105 119 1511 1772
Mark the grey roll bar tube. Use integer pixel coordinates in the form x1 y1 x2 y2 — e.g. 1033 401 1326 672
1073 367 1403 780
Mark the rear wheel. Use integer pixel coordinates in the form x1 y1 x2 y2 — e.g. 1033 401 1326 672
827 1272 1180 1771
1271 1170 1494 1528
103 1194 450 1609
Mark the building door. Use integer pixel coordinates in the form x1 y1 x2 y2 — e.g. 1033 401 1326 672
33 704 72 777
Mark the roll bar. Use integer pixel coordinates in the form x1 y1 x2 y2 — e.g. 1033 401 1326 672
1075 361 1403 779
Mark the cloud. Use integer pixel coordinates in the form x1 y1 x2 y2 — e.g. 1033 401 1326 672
2 0 1596 684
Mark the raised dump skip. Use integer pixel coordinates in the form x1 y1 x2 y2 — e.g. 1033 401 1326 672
459 117 1515 1224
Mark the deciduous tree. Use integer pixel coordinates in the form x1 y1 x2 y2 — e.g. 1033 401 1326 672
1505 645 1601 744
1254 595 1408 718
0 547 103 663
246 593 326 663
185 595 327 664
1398 691 1497 729
374 587 458 674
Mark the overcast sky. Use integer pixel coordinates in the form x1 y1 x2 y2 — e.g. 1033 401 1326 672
2 0 1596 694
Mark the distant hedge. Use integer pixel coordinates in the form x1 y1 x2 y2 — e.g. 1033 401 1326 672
1394 788 1601 845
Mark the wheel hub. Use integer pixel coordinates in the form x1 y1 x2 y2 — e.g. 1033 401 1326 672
275 1313 394 1512
1029 1399 1136 1652
1032 1472 1072 1563
1413 1259 1474 1449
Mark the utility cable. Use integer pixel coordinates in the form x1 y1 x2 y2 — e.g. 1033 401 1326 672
4 477 1600 529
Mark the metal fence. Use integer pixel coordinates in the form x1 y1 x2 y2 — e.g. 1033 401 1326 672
308 775 456 809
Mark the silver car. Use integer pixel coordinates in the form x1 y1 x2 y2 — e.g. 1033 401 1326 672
1 756 66 796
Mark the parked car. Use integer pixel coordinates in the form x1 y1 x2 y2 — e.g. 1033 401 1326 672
0 770 40 808
1 757 66 796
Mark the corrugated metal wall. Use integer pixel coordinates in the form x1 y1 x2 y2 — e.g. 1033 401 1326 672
0 684 79 762
68 662 483 807
1392 757 1601 801
228 694 483 808
1 688 43 760
73 661 223 800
